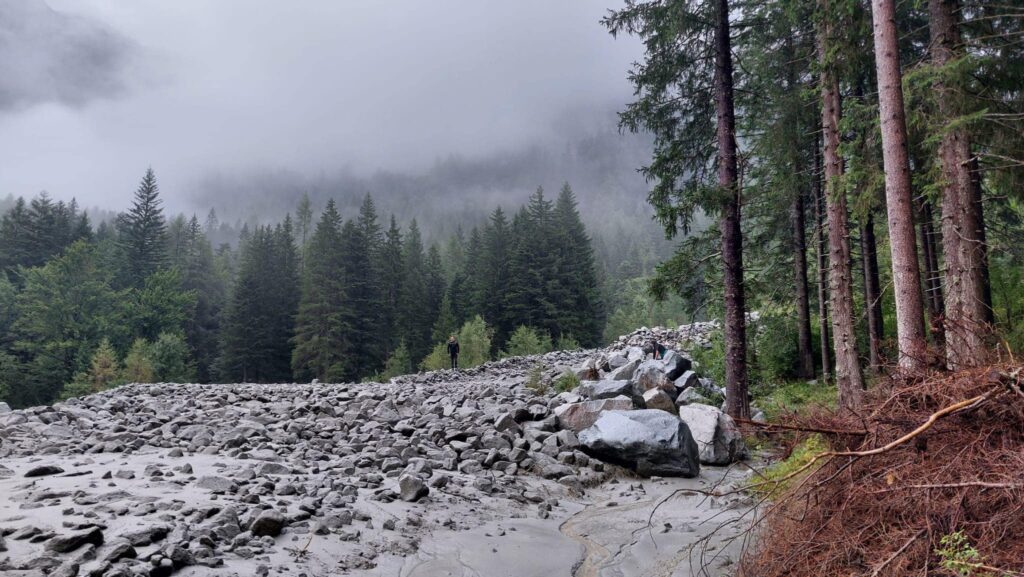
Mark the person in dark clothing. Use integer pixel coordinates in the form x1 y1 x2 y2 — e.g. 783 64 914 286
447 335 460 370
650 339 667 360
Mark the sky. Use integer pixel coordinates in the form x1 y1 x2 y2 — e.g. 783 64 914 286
0 0 644 213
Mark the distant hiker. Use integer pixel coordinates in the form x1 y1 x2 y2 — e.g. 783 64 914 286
447 335 460 370
650 339 667 360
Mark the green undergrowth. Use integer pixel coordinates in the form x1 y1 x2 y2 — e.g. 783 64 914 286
752 434 828 498
753 379 837 421
553 370 581 393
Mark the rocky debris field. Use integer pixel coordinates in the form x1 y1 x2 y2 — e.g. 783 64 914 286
0 325 759 577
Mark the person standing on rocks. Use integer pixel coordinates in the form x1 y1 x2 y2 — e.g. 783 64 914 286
447 335 460 370
650 339 667 360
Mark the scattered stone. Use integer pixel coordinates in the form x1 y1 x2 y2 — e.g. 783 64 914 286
0 320 750 576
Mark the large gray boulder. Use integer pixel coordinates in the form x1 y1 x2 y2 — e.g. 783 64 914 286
46 527 104 553
642 388 677 414
607 353 629 369
578 410 700 477
660 350 692 381
554 396 633 432
625 346 646 363
676 387 711 406
632 360 676 400
674 370 699 393
676 404 746 465
606 359 640 382
578 380 634 402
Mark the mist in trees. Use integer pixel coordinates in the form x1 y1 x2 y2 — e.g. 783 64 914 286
609 0 1023 415
0 167 623 407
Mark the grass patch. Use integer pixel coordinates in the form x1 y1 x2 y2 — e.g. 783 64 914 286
553 370 581 393
524 364 548 395
752 434 827 497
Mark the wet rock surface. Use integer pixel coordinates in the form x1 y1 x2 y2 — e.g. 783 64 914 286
0 324 759 576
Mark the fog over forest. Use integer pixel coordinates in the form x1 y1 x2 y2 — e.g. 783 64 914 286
0 0 662 241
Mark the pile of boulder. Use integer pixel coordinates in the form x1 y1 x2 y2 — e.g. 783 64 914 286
553 343 747 474
608 314 762 354
0 327 750 576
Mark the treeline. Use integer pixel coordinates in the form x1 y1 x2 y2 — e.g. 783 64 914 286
607 0 1023 418
0 172 603 407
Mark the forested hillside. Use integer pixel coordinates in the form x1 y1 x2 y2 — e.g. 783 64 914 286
0 172 627 407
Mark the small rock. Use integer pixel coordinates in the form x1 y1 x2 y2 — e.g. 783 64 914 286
250 509 286 537
398 473 429 502
25 464 65 477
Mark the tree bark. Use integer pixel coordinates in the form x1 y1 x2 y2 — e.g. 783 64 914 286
714 0 749 421
871 0 929 371
968 157 994 325
917 198 945 345
818 7 864 409
930 0 991 369
813 135 832 382
860 213 884 371
783 33 816 381
793 186 816 380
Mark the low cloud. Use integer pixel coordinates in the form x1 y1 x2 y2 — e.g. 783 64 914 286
0 0 134 111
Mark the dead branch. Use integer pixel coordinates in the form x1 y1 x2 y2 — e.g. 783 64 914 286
735 418 868 436
869 529 926 577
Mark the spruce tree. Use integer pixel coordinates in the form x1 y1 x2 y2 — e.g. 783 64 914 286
379 216 404 357
553 183 604 347
0 198 34 274
122 168 168 288
399 220 431 364
505 189 559 339
432 291 458 344
218 223 297 383
353 194 386 372
291 201 346 381
481 208 512 351
338 218 381 380
180 216 224 382
270 217 301 379
460 226 485 321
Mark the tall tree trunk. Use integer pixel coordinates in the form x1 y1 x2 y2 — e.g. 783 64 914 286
968 156 994 325
930 0 990 369
818 7 864 409
860 213 884 371
871 0 929 371
917 198 945 345
793 187 816 379
813 136 832 382
715 0 749 421
783 32 816 382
